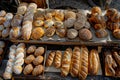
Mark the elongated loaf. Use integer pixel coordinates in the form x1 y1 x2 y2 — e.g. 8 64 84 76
61 48 72 77
79 46 88 80
70 46 80 77
89 49 100 75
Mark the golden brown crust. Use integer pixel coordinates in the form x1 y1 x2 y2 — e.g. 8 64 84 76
79 46 88 80
113 51 120 66
88 49 100 75
25 55 35 64
70 47 80 77
65 11 76 19
113 29 120 39
33 56 44 66
34 47 45 56
23 64 33 75
105 51 117 76
91 7 102 15
45 26 56 37
27 45 36 54
33 20 44 27
32 65 44 76
56 28 66 38
61 48 72 77
46 51 55 67
54 50 62 68
95 29 108 38
31 27 44 40
55 10 64 21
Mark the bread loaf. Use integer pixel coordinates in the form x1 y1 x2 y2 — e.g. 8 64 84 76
46 51 55 67
70 47 80 77
61 48 72 77
89 49 100 75
54 50 62 68
78 46 88 80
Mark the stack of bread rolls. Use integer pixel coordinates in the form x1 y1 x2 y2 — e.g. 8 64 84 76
65 10 92 41
106 8 120 39
10 2 28 39
88 7 108 38
22 3 37 40
0 10 13 38
3 43 25 79
23 45 44 76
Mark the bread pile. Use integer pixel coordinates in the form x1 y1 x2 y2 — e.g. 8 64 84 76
45 46 101 79
32 9 66 40
65 10 92 41
0 41 5 63
106 8 120 39
0 10 13 38
104 50 120 77
3 43 25 79
23 45 45 76
88 7 108 38
10 2 37 40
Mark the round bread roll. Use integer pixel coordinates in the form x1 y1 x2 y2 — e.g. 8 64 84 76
44 13 52 20
5 13 13 20
113 29 120 39
33 56 44 66
23 64 33 75
79 28 92 41
96 29 108 38
0 10 6 17
13 66 23 74
33 20 44 27
84 21 91 29
54 21 64 29
25 55 35 64
65 11 76 19
56 28 66 38
34 47 45 56
32 65 44 76
2 28 10 38
27 45 36 54
0 41 5 48
64 18 76 28
3 72 12 79
44 19 54 28
91 6 102 15
0 25 4 31
0 48 3 55
55 10 64 21
45 26 56 37
74 19 85 30
31 27 44 40
67 29 78 39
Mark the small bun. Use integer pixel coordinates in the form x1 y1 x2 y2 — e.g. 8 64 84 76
33 20 44 27
91 6 102 15
44 13 52 20
64 18 76 28
65 11 76 19
56 28 66 38
96 29 108 38
34 47 45 56
45 26 56 37
13 66 23 74
33 56 44 66
31 27 44 40
54 21 64 29
25 55 35 64
32 65 44 76
44 19 54 28
79 28 92 41
55 10 64 21
23 64 33 75
67 29 78 39
27 45 36 54
0 10 6 17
